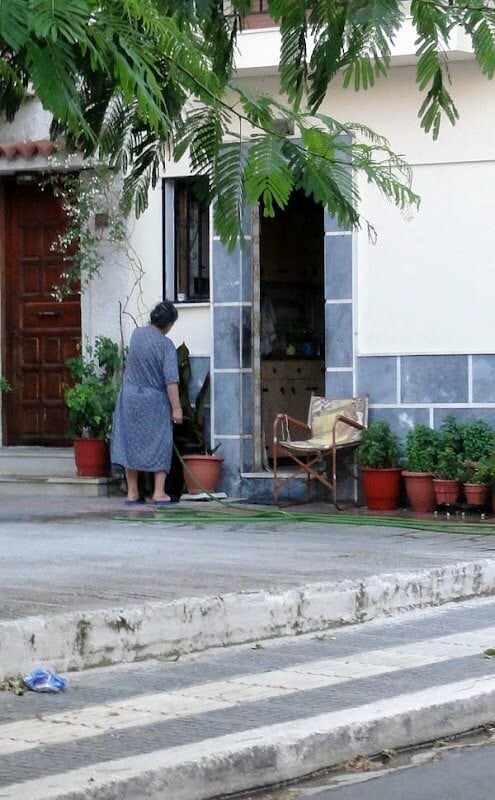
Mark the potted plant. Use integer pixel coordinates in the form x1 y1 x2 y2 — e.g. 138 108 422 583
459 461 489 507
175 343 223 494
433 445 462 505
461 419 495 464
358 421 402 510
471 455 495 512
402 424 439 512
64 337 124 477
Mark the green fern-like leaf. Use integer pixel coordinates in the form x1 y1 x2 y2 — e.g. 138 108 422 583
244 136 294 216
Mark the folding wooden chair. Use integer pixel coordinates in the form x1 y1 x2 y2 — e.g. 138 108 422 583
272 395 369 508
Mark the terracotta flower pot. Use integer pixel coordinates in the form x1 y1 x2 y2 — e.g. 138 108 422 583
362 467 402 511
463 482 488 507
182 454 224 494
73 438 109 477
402 471 435 512
433 479 460 505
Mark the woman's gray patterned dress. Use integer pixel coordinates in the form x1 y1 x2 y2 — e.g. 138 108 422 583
111 326 179 472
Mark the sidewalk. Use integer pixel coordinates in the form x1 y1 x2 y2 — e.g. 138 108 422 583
1 493 495 680
1 597 495 800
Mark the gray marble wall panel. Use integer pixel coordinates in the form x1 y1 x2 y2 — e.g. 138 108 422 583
324 212 349 233
358 357 397 404
216 437 242 497
213 306 240 369
242 436 254 472
367 407 430 441
325 304 353 368
473 355 495 403
242 371 253 435
240 477 275 504
212 241 241 303
325 370 353 398
213 372 241 435
401 355 469 404
434 407 495 427
325 235 352 300
189 356 210 402
241 238 252 302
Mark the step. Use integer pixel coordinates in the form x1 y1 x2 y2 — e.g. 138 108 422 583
0 475 117 497
0 447 75 477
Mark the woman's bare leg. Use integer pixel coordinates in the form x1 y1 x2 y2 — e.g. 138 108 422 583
125 468 140 502
152 470 171 502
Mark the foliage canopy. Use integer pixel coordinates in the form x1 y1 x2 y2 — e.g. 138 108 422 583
1 1 495 245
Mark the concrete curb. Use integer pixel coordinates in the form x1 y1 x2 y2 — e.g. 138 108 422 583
1 558 495 681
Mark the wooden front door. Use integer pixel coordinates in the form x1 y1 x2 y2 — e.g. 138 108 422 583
4 180 81 446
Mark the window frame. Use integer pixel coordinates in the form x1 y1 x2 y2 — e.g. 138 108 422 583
163 177 211 305
244 0 277 29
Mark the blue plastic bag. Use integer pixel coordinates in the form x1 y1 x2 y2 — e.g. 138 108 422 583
23 668 68 693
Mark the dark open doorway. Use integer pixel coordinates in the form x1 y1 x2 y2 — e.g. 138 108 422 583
259 190 325 461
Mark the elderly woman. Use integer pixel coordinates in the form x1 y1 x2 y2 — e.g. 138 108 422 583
111 300 183 506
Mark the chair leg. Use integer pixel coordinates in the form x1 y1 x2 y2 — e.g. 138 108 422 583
332 447 337 508
273 445 279 505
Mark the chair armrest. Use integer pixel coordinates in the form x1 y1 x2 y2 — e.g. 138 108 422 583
335 414 366 431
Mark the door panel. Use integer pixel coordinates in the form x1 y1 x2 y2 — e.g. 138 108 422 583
4 180 81 445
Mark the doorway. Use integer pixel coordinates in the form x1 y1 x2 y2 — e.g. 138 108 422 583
259 190 325 460
3 179 81 446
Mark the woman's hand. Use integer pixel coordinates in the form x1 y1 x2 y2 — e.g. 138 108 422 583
172 407 183 425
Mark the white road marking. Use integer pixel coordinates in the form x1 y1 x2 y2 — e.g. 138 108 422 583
3 674 495 800
0 624 494 756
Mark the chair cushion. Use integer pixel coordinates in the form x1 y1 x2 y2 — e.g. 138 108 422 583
309 396 366 446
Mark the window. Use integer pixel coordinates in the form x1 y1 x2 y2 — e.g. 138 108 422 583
174 179 210 303
245 0 276 28
249 0 269 12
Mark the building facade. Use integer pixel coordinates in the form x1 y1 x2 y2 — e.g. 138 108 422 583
1 11 495 500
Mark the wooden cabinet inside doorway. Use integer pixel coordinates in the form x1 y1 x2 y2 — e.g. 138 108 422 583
261 359 325 457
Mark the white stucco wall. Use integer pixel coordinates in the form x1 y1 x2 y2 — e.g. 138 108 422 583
234 11 472 75
2 54 493 360
339 61 495 355
239 60 495 356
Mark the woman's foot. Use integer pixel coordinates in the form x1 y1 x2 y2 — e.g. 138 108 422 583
151 493 171 503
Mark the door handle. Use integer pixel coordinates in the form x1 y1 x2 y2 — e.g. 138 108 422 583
37 311 60 318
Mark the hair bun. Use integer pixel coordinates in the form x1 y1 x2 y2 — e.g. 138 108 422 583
150 300 178 330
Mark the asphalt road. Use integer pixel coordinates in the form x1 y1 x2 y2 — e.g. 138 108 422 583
248 738 495 800
1 505 495 617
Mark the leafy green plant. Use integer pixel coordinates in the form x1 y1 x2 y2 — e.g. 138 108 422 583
404 424 439 473
358 421 401 469
461 420 495 463
434 446 462 481
438 414 464 456
64 337 125 439
457 461 476 484
473 456 495 489
0 377 11 393
175 342 220 456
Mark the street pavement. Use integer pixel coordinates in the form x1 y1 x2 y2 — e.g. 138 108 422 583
1 495 495 618
249 737 495 800
2 493 495 679
2 494 495 797
1 596 495 799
